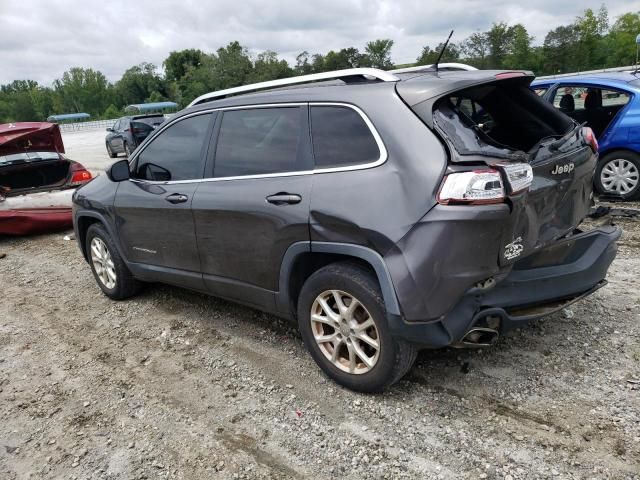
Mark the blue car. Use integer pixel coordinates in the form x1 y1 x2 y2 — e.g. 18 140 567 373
531 72 640 199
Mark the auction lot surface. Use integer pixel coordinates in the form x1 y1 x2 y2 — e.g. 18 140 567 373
1 131 639 479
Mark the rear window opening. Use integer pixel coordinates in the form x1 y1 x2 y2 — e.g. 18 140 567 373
433 79 574 160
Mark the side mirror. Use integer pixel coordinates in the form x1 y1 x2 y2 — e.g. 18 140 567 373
106 127 113 132
107 159 130 182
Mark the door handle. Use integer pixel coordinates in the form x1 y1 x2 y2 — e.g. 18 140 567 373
266 193 302 205
165 193 189 204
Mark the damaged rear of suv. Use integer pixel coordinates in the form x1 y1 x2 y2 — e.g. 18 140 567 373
73 67 620 392
389 70 620 352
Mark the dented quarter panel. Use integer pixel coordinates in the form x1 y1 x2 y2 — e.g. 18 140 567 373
309 85 446 253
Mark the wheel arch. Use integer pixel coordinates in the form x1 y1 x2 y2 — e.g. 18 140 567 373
277 242 401 320
598 147 640 161
75 211 124 262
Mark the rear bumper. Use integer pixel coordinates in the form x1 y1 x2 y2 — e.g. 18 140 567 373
388 225 621 347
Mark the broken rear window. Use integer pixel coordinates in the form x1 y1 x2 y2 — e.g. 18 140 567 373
433 79 573 160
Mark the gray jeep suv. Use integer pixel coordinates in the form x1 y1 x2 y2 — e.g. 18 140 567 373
73 67 620 392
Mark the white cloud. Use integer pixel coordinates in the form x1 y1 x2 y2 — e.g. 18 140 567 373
0 0 638 84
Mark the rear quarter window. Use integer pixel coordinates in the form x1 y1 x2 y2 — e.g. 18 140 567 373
310 106 380 168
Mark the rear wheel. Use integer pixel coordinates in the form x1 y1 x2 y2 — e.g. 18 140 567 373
86 223 141 300
595 151 640 199
106 142 117 158
297 262 417 392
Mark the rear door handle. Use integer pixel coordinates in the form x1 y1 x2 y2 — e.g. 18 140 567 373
266 193 302 205
165 193 189 204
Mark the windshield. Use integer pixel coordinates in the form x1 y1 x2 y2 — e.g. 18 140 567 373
0 151 60 165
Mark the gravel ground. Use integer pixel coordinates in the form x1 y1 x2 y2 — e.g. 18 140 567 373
0 131 639 479
0 207 638 480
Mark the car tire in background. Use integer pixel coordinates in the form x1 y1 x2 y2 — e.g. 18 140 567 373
297 262 417 393
595 151 640 200
86 223 141 300
106 142 117 158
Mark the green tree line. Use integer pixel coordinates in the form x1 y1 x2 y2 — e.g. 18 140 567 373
1 6 638 123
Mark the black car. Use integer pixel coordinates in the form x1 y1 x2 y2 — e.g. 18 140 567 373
105 114 165 158
74 67 619 392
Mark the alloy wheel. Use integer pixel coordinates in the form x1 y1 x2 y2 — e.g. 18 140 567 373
90 237 117 289
600 158 639 195
310 290 380 374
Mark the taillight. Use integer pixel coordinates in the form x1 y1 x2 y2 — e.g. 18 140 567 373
498 163 533 194
437 170 505 205
583 127 598 153
69 164 92 186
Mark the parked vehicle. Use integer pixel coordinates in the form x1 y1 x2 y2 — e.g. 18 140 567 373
531 72 640 199
105 114 165 158
73 67 619 392
0 122 92 235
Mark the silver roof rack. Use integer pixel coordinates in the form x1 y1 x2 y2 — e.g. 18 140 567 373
188 68 400 107
390 63 478 74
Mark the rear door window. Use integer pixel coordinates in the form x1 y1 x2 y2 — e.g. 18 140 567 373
310 106 380 168
135 113 212 181
213 107 306 177
550 85 631 137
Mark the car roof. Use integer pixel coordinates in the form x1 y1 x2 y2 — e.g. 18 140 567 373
183 69 534 115
532 72 640 90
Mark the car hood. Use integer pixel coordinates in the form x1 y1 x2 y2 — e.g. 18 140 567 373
0 122 65 156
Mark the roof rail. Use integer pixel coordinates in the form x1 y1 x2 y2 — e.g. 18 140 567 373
535 65 636 80
188 68 400 107
390 63 478 74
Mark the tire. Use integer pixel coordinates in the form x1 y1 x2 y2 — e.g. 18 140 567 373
85 223 141 300
124 142 132 158
594 151 640 200
297 262 417 392
106 142 117 158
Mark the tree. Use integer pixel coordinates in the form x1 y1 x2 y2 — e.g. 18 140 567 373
163 49 205 82
542 24 580 74
211 41 253 90
503 24 534 70
251 50 293 82
605 12 640 66
416 42 460 65
52 68 111 116
365 39 394 69
486 22 515 68
462 32 490 68
295 51 313 75
574 7 609 70
115 63 167 106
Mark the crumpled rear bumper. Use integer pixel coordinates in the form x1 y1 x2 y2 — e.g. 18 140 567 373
388 225 621 347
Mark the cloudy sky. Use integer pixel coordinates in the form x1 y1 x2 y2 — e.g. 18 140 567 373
0 0 639 85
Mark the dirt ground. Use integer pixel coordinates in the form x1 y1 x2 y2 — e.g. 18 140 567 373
1 131 639 479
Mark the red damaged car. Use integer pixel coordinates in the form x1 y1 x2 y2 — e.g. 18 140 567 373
0 122 92 235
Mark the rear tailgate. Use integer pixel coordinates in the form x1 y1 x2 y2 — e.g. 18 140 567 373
398 72 597 264
509 127 596 262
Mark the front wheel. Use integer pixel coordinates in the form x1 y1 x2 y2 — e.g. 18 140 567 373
595 151 640 200
297 262 417 392
86 223 141 300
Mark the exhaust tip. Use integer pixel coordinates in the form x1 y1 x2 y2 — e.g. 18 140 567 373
457 327 499 348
